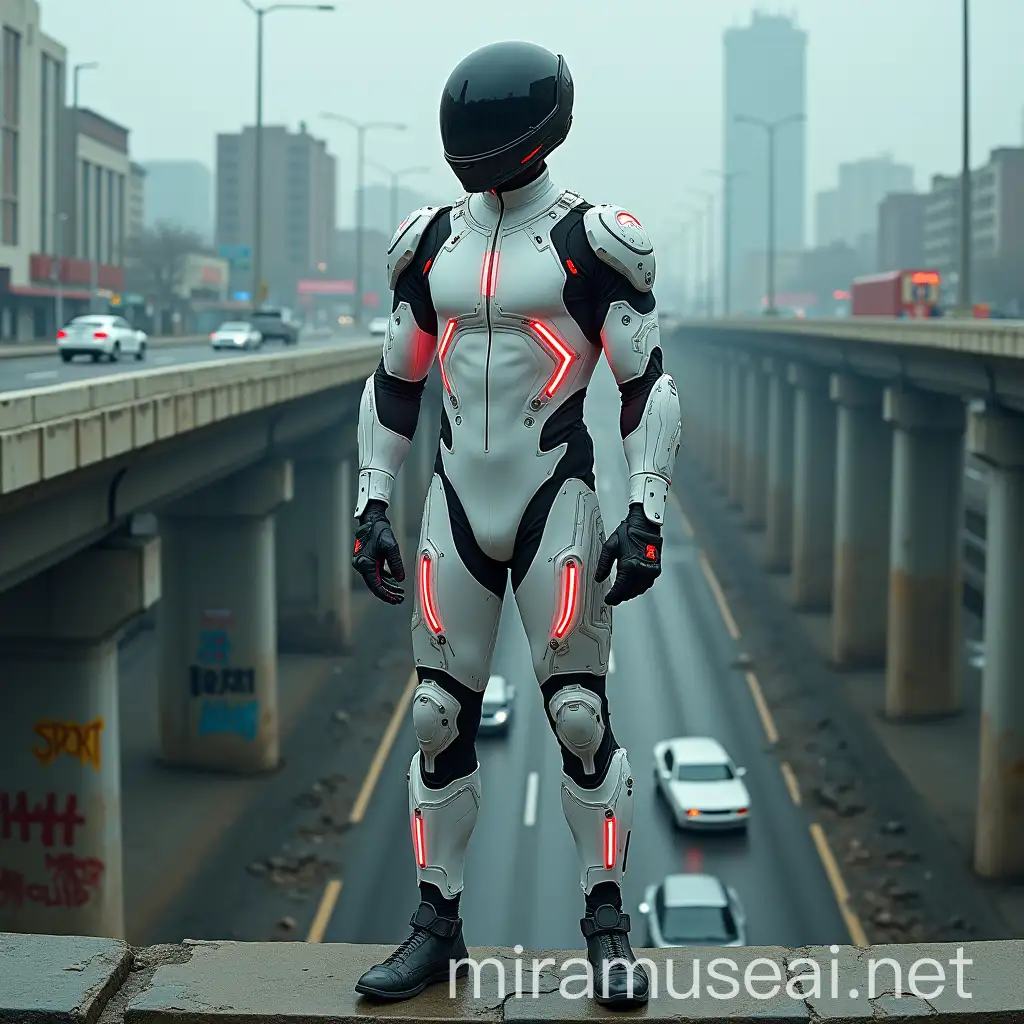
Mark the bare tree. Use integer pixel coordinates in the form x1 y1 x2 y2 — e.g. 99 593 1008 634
125 223 206 310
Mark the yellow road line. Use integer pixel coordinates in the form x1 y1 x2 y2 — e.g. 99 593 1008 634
306 878 343 942
780 761 801 805
349 668 418 825
745 671 779 745
698 551 740 640
809 822 869 948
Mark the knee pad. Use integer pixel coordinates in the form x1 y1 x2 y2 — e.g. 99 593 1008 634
408 752 481 898
561 748 634 893
412 679 461 774
548 684 605 775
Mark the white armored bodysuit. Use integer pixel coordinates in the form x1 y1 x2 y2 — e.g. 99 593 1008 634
354 166 681 901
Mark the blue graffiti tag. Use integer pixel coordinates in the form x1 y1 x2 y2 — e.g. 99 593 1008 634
195 630 231 666
198 700 259 742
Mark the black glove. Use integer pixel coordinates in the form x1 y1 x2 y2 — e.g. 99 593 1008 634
594 503 663 606
352 499 406 605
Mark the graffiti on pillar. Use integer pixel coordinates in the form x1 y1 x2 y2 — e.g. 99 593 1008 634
197 699 260 741
32 718 105 771
0 791 85 847
189 666 256 696
0 855 105 910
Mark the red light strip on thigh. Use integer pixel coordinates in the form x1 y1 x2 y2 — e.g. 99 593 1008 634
552 559 579 639
419 553 443 633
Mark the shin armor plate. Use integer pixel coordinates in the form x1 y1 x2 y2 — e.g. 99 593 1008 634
408 752 481 898
560 747 634 893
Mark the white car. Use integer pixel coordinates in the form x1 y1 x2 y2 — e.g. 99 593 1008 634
653 736 750 829
368 316 389 337
210 321 263 351
639 874 746 948
58 315 146 363
479 674 516 735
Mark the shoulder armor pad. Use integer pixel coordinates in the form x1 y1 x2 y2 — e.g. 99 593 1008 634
386 205 443 289
583 204 656 292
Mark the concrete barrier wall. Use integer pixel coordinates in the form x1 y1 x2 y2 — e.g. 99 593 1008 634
0 343 380 496
1 933 1019 1022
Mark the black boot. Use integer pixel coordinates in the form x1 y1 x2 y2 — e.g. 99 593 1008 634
581 903 650 1007
355 902 469 1001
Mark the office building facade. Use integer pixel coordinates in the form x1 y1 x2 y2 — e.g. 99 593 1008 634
216 123 335 304
723 11 807 312
877 192 928 271
142 159 212 240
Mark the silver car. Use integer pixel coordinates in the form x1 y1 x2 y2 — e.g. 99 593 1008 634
653 736 750 830
639 874 746 948
211 321 262 350
479 674 515 735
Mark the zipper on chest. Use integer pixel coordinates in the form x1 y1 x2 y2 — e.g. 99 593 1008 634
482 196 504 453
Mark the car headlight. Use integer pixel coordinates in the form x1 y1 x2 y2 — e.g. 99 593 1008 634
493 711 507 724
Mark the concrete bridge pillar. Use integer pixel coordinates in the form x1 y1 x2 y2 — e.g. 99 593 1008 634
276 428 356 654
0 536 159 938
789 363 837 609
727 354 747 507
968 407 1024 879
830 374 893 667
698 350 717 476
158 460 292 773
764 359 795 572
883 388 965 719
743 362 769 528
713 356 731 491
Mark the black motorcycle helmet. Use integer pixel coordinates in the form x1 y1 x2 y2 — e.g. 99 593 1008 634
440 41 573 194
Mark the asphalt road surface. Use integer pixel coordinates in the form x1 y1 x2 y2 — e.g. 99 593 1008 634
0 330 372 394
323 361 851 951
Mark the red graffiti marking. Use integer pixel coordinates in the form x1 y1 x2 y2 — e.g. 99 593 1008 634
0 791 85 847
0 855 105 909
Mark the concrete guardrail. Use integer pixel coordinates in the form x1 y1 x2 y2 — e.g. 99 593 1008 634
1 933 1020 1022
0 335 207 359
0 341 379 496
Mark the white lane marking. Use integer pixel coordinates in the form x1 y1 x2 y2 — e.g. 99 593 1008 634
608 650 616 674
153 355 175 364
25 370 58 381
523 772 540 827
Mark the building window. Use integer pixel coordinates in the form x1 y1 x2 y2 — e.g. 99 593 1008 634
81 160 90 258
94 164 102 263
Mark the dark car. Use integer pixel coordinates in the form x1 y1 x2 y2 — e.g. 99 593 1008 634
250 307 299 345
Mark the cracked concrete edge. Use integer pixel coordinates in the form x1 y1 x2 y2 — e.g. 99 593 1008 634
95 944 194 1024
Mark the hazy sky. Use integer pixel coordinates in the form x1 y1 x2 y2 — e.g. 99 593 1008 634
43 0 1023 252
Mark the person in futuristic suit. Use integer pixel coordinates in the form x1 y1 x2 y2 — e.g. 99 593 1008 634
350 40 681 1006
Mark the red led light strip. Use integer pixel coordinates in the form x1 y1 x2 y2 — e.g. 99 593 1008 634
412 810 426 867
552 560 579 639
437 319 457 394
419 553 443 633
530 321 575 398
604 816 617 869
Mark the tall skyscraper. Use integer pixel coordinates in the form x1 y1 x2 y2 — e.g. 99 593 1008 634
142 160 213 241
815 154 914 251
723 11 807 311
215 124 336 304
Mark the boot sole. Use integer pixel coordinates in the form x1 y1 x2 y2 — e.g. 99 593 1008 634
594 989 651 1008
355 963 468 1002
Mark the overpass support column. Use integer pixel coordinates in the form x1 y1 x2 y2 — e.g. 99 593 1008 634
276 428 356 654
764 359 795 571
968 408 1024 878
743 361 769 528
883 388 965 719
712 356 731 490
789 364 836 609
698 350 718 476
159 460 293 773
830 374 892 667
0 536 159 938
727 354 746 507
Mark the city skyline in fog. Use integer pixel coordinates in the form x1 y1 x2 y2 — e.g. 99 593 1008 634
41 0 1024 249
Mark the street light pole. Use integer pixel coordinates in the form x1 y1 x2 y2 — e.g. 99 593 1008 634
53 211 68 333
690 188 715 317
240 2 335 310
367 161 430 236
735 112 804 315
706 169 741 316
958 0 972 315
321 113 406 325
73 61 98 310
691 209 705 316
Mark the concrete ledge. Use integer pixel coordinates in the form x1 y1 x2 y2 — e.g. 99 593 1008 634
681 317 1024 360
0 342 378 496
1 936 1021 1023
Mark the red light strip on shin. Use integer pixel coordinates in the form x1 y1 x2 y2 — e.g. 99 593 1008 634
604 816 617 869
412 810 427 867
552 559 579 639
437 319 457 393
530 321 575 397
419 553 443 633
